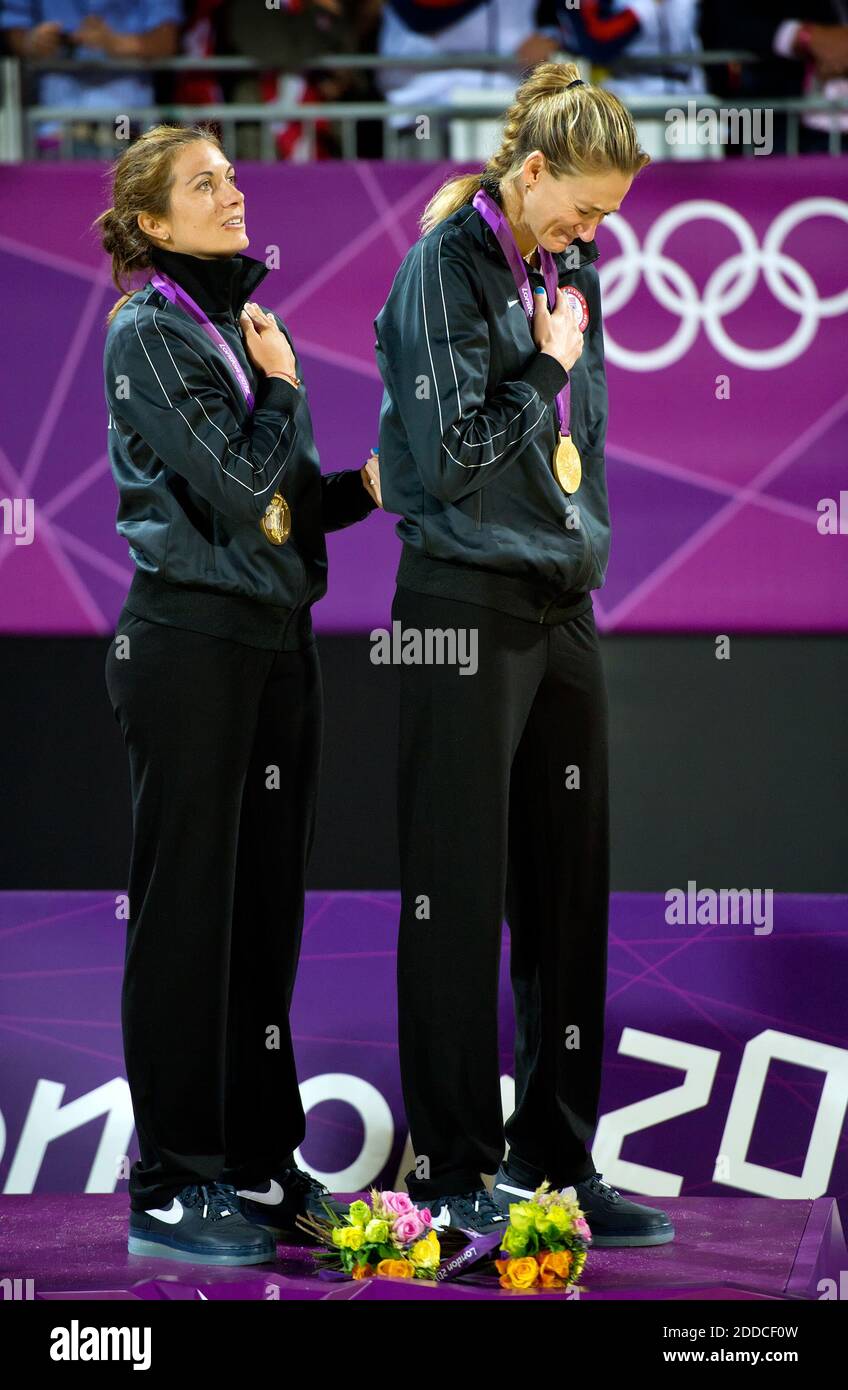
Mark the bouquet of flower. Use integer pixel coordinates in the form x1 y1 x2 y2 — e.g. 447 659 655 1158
296 1189 443 1280
492 1182 591 1290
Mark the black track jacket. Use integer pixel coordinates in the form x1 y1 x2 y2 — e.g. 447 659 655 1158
104 247 377 649
374 189 611 623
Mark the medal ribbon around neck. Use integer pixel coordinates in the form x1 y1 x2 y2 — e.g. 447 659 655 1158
150 270 291 542
471 188 581 493
150 271 256 408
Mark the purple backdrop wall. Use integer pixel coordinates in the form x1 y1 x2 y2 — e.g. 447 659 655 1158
0 158 846 633
1 891 845 1209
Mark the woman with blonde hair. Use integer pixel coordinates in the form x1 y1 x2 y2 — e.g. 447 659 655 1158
375 62 673 1244
98 123 381 1265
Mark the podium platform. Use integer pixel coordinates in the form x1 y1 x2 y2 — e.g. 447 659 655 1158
2 1193 845 1301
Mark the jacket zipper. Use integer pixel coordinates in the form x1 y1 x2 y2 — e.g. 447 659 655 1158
542 339 595 615
290 539 309 608
235 316 311 611
469 260 602 608
538 509 596 623
574 519 596 590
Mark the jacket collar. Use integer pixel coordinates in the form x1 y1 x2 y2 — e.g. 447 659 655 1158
464 178 600 271
148 246 271 320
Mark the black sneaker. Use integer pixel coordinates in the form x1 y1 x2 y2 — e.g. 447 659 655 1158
412 1188 508 1234
128 1181 277 1265
493 1163 674 1247
492 1162 545 1214
235 1164 349 1238
572 1172 675 1247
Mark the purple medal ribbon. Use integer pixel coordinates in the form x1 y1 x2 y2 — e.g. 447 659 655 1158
472 187 571 440
150 271 255 410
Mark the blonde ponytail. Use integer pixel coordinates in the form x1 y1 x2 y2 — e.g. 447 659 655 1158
420 61 650 235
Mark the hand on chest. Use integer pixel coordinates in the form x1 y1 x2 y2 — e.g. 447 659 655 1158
486 267 590 380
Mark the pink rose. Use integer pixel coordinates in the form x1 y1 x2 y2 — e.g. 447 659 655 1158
381 1191 415 1217
575 1217 592 1241
393 1211 427 1244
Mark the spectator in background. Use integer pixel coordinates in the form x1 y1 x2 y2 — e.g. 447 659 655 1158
537 0 705 98
172 0 225 110
376 0 555 157
700 1 848 153
218 0 381 159
1 0 181 155
535 1 707 159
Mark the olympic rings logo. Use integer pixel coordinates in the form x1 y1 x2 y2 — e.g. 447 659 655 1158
597 198 848 372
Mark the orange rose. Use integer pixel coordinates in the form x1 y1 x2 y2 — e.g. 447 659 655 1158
539 1250 572 1284
351 1263 373 1280
498 1257 539 1290
376 1259 415 1279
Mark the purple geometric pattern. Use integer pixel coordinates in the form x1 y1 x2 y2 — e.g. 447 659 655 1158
1 890 845 1215
0 159 846 632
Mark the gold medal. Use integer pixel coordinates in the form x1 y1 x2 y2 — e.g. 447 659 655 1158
553 435 582 494
259 491 291 545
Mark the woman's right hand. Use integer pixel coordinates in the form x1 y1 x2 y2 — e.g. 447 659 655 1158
532 286 584 374
239 303 298 380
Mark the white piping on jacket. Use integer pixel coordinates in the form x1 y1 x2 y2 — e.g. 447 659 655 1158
130 291 294 502
420 217 549 469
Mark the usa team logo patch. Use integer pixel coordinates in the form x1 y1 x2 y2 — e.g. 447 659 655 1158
563 286 589 331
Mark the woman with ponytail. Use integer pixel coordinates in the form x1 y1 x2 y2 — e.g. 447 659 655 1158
375 62 673 1245
98 124 381 1265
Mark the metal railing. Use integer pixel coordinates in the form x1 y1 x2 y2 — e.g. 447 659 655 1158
2 50 846 161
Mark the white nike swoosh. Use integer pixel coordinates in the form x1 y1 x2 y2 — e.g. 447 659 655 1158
429 1204 451 1229
146 1197 183 1224
236 1178 285 1205
507 298 519 307
495 1181 533 1199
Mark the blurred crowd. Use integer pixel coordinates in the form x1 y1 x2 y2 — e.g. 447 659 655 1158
1 1 846 157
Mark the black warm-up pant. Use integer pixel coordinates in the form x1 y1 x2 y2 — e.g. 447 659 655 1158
392 586 610 1201
104 611 321 1212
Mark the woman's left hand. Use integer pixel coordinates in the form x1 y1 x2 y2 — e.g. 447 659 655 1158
361 451 382 507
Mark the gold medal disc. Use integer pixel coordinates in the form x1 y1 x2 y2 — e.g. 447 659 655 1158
553 435 582 494
259 491 291 545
